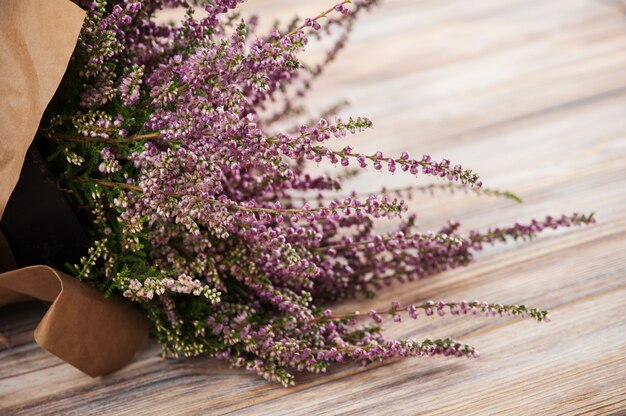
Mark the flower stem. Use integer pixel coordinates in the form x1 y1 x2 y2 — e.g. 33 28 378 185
41 130 161 144
284 0 352 38
75 178 382 216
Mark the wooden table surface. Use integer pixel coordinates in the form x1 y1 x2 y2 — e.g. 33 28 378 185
1 0 626 414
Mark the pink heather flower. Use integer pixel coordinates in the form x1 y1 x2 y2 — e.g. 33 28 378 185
335 3 350 15
42 0 591 386
368 310 383 324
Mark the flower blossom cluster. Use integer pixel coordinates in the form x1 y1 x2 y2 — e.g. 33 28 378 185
360 299 550 324
39 0 595 386
122 273 221 303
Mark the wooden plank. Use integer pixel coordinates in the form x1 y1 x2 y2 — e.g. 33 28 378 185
1 0 625 414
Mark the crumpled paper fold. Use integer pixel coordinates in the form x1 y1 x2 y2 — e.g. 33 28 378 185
0 0 149 377
0 266 149 376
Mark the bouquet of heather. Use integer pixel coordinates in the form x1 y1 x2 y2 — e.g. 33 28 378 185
36 0 594 386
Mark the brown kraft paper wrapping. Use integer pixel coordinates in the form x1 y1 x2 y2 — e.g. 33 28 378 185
0 266 150 377
0 0 149 376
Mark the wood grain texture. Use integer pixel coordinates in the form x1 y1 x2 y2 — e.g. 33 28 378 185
1 0 625 414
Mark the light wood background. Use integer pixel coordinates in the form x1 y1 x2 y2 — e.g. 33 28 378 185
1 0 626 414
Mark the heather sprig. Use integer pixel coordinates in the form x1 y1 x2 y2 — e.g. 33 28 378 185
328 182 523 203
35 0 596 386
323 299 551 324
